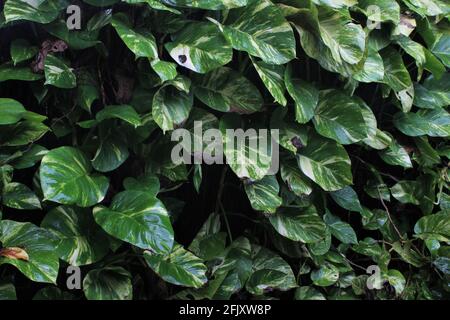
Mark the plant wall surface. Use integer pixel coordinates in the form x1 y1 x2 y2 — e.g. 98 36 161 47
0 0 449 300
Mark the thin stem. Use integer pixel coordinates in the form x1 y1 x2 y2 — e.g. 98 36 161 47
378 189 405 242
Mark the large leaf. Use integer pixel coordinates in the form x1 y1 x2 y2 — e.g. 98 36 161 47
323 211 358 244
246 244 297 295
112 13 158 59
220 114 273 180
44 55 77 89
152 82 193 132
297 130 353 192
313 90 368 144
40 146 109 207
414 74 450 109
244 175 282 214
210 0 296 65
83 266 132 300
0 63 43 82
93 190 174 254
0 220 59 284
41 206 110 266
252 58 287 106
414 212 450 242
144 244 208 288
193 67 263 114
393 109 450 137
0 98 26 125
269 206 327 243
165 22 232 73
2 182 41 210
4 0 67 24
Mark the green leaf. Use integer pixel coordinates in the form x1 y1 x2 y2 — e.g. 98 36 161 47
144 244 208 288
0 282 16 300
269 206 327 243
160 0 250 10
315 7 366 65
165 22 232 73
152 83 193 132
83 266 132 300
93 190 174 253
379 139 413 168
4 0 67 24
0 116 49 147
10 39 38 65
193 67 263 114
0 220 59 284
358 0 400 23
76 70 100 113
390 181 420 205
0 63 43 82
92 130 129 173
246 245 297 295
386 269 406 295
381 47 413 112
112 13 158 59
96 105 142 128
414 74 450 109
33 287 75 300
220 114 273 180
124 0 181 14
295 286 326 300
210 0 296 65
323 211 358 244
313 90 368 145
285 66 319 124
393 109 450 137
297 130 353 192
40 146 109 207
2 182 41 210
244 175 282 214
11 144 48 169
44 55 77 89
414 212 450 242
0 98 26 125
252 58 287 106
41 206 110 266
123 174 160 195
330 186 363 212
44 20 100 50
280 159 313 197
311 263 339 287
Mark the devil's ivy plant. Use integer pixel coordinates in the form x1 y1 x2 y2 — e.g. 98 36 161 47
0 0 449 300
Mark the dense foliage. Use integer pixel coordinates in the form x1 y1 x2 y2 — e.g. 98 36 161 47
0 0 449 300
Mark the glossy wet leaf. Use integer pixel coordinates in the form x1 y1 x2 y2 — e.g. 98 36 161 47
44 55 77 89
40 146 109 207
297 131 353 192
93 190 174 253
41 206 110 266
0 220 59 284
2 182 41 210
144 244 208 288
210 0 296 65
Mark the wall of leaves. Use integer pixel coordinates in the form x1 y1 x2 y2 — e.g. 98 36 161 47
0 0 449 300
